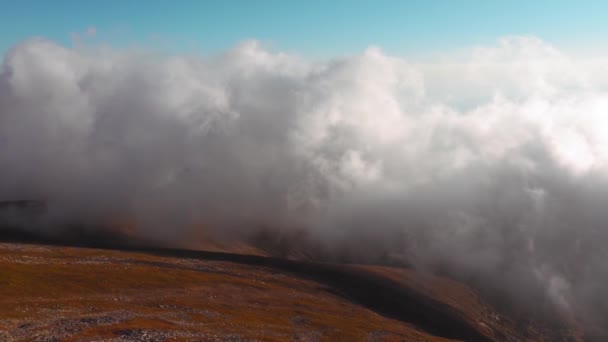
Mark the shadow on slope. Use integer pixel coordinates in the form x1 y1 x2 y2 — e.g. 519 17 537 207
0 224 491 342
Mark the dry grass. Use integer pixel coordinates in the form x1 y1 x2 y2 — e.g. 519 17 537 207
0 242 582 341
0 243 442 341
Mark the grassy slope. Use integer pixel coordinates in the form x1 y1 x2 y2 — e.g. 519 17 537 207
0 242 582 341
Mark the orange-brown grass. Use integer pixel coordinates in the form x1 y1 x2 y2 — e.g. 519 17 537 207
0 243 453 341
0 242 582 341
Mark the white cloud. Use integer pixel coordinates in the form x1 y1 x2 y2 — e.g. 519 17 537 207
2 36 608 324
85 26 97 36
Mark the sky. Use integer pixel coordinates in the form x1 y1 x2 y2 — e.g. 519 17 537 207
1 0 607 58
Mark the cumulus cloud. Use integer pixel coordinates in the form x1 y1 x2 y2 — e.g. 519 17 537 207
1 36 608 329
85 27 97 36
69 26 98 45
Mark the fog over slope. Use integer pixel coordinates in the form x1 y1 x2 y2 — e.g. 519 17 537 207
1 36 608 328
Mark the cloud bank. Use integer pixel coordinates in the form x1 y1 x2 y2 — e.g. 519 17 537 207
1 36 608 329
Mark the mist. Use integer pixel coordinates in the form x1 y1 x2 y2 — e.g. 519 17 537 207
1 36 608 330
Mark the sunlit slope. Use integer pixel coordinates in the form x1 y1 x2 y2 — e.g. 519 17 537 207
0 242 581 341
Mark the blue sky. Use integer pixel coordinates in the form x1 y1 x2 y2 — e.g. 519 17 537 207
0 1 606 57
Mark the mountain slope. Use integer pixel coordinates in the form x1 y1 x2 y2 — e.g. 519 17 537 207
0 241 582 341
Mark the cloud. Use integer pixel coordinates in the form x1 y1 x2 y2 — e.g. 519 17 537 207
85 26 97 37
1 36 608 329
69 26 97 44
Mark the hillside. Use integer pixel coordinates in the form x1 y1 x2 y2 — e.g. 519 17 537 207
0 239 583 341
